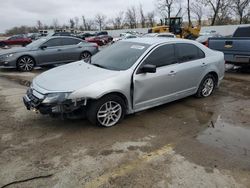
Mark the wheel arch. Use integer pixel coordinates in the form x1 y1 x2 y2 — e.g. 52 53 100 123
16 55 37 66
207 71 218 86
81 50 92 55
91 92 129 112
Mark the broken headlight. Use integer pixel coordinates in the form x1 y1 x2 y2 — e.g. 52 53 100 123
43 92 71 104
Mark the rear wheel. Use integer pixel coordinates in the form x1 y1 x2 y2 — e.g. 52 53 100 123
87 95 126 127
17 56 35 72
196 74 216 98
80 51 91 62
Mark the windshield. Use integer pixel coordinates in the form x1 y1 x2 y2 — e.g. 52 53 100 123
91 41 149 71
26 38 47 48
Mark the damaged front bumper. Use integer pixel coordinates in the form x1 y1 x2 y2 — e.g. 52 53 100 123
23 88 88 116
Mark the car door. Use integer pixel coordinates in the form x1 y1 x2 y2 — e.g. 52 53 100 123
7 36 17 45
36 38 64 65
172 43 206 97
60 38 82 62
133 44 179 111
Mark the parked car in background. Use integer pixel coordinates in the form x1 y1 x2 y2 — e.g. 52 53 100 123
77 33 95 40
196 33 222 46
23 38 224 127
0 35 32 47
112 34 137 43
208 26 250 66
96 31 108 36
199 30 217 36
0 36 98 71
27 33 42 40
143 33 176 38
85 36 106 46
120 31 140 37
98 35 113 43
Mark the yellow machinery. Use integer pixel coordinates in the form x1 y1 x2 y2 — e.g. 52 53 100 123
148 17 200 39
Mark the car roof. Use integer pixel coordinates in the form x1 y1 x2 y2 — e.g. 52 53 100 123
46 36 82 40
124 37 192 45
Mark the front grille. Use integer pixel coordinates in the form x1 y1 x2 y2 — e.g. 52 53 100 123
27 88 43 106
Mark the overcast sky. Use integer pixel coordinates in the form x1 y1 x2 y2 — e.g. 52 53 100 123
0 0 155 33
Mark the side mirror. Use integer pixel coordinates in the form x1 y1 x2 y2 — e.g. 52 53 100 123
140 64 156 74
40 45 47 50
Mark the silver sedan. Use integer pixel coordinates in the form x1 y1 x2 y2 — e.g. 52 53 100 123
0 36 99 71
23 38 224 127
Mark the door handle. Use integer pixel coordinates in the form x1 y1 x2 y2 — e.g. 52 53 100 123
57 49 62 51
168 70 176 76
201 62 207 67
225 41 233 48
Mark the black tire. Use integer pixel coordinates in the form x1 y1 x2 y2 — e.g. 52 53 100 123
80 51 91 62
17 56 35 72
87 94 126 127
196 74 216 98
0 42 6 47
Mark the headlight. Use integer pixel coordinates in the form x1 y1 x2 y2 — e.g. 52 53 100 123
43 92 71 104
5 53 14 58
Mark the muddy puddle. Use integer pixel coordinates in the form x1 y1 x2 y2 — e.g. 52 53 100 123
197 115 250 157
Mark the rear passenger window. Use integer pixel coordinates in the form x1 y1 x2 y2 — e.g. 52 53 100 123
176 43 205 63
62 38 81 45
44 38 62 47
144 44 176 67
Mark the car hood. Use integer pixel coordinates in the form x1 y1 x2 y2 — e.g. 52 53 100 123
0 47 30 56
33 61 120 93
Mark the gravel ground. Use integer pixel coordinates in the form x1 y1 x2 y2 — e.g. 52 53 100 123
0 63 250 187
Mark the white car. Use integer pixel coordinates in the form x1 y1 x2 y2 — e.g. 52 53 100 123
23 38 224 127
112 34 137 43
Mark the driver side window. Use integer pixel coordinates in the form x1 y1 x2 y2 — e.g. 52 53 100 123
143 44 176 68
43 38 62 47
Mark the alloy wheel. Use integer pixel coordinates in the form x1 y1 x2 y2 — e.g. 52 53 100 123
97 101 122 127
81 52 91 62
202 78 214 97
18 57 35 71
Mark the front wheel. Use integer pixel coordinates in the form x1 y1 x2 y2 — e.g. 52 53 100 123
17 56 35 72
87 95 126 127
196 74 216 98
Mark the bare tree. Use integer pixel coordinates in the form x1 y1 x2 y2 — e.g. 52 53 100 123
69 19 75 29
187 0 192 26
191 0 204 25
139 4 146 28
147 11 155 27
157 0 174 19
74 17 79 29
242 7 250 23
216 0 233 25
52 19 59 29
37 20 43 30
82 15 87 30
232 0 250 23
112 12 124 29
87 19 95 30
126 6 137 28
175 0 183 17
95 14 106 31
203 0 222 25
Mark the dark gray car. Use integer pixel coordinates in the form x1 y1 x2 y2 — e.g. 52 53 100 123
0 36 99 71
